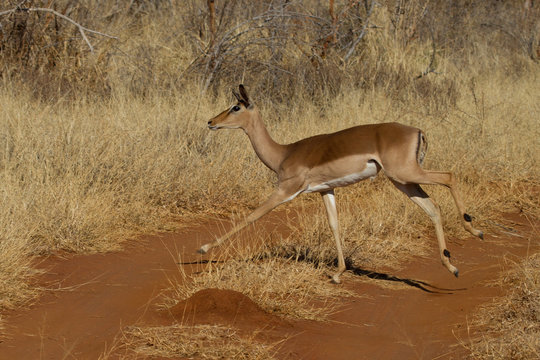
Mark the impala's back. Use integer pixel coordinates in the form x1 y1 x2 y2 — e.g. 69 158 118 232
279 122 422 191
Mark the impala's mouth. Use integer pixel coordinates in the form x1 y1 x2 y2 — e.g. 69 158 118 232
207 120 219 130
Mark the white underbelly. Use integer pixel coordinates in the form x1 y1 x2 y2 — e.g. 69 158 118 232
305 161 379 193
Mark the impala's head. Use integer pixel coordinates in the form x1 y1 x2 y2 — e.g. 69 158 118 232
208 84 254 130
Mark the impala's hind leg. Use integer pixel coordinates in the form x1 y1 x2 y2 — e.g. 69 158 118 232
391 181 459 277
389 164 483 240
409 171 484 240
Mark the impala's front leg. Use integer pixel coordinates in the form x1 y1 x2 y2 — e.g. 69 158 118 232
198 187 302 254
321 190 346 284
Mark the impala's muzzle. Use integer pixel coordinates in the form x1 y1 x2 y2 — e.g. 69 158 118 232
207 120 218 130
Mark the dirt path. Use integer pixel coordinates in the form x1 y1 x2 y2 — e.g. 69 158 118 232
0 211 536 359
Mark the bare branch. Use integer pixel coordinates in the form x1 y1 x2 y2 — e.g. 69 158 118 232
415 24 441 79
207 0 216 49
0 6 117 53
343 0 376 63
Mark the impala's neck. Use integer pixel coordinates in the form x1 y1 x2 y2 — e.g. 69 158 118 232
243 110 286 173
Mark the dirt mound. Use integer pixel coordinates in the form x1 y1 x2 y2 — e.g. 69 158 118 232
170 288 284 328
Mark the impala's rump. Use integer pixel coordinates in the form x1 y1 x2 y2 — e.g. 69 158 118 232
416 130 428 166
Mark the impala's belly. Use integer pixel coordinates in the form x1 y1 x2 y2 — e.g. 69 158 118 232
305 160 379 193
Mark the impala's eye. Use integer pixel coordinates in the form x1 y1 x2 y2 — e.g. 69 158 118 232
232 105 241 112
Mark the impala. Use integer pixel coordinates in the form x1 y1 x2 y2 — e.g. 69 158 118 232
198 85 483 284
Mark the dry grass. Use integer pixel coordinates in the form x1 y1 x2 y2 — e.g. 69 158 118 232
111 321 281 360
169 254 355 321
467 253 540 359
117 324 276 360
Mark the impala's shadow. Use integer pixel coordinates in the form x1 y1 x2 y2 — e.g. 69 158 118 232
184 250 465 294
347 264 466 294
288 252 467 294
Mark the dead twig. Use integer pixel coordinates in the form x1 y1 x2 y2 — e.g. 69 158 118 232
0 6 117 53
415 24 441 79
343 0 376 63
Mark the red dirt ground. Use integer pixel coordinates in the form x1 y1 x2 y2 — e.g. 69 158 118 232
0 210 537 359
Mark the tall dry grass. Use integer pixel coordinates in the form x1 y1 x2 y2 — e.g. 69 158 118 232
0 1 538 350
468 254 540 359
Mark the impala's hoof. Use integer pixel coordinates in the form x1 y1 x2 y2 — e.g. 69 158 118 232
478 231 484 240
446 263 459 278
197 244 210 254
331 274 342 284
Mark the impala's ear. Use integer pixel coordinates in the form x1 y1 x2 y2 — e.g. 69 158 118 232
232 88 242 102
238 84 251 108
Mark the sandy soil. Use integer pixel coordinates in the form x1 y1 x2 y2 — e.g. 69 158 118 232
0 210 536 359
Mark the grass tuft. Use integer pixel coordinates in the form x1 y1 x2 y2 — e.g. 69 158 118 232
468 254 540 359
122 324 276 360
168 255 355 321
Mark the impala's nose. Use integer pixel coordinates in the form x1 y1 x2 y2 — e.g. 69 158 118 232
207 120 217 130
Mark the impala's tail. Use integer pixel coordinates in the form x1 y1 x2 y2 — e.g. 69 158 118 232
416 130 428 166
